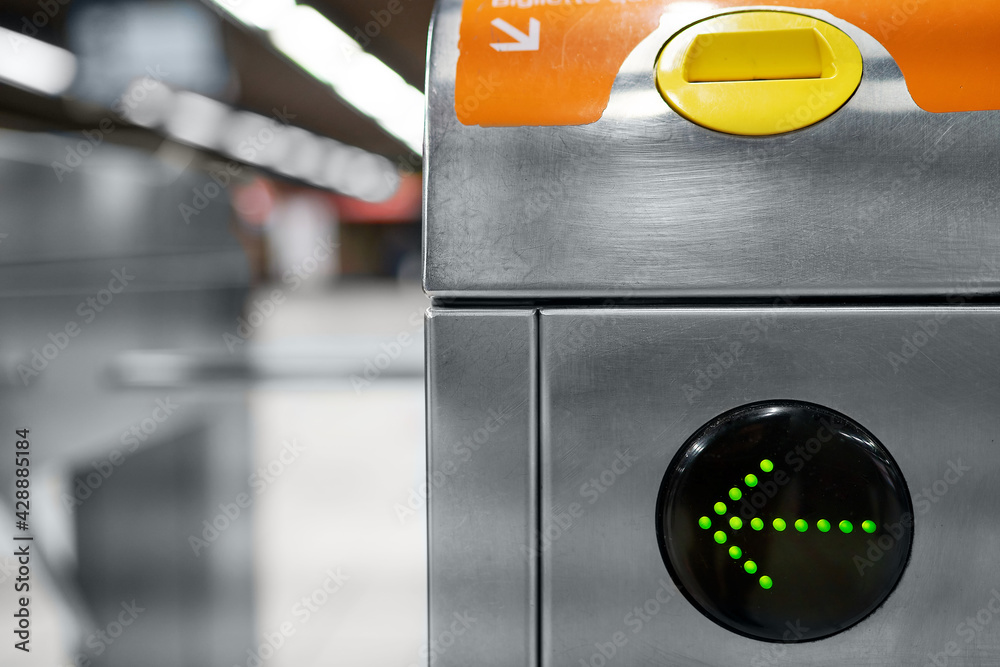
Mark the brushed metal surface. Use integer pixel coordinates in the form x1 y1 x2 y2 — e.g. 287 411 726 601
540 306 1000 666
426 308 538 667
425 1 1000 297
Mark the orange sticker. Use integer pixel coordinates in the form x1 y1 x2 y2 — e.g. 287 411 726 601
454 0 1000 127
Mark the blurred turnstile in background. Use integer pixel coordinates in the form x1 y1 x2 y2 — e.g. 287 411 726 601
0 129 255 667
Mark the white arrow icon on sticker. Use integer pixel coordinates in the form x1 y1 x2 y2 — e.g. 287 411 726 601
490 17 540 52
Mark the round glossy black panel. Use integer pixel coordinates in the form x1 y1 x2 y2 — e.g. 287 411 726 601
656 400 913 642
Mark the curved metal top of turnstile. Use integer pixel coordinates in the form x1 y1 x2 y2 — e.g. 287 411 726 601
423 0 1000 298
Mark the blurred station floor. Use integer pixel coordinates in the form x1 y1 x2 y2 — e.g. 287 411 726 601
2 281 428 667
249 283 427 667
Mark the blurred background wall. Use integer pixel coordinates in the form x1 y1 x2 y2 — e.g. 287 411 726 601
0 1 432 664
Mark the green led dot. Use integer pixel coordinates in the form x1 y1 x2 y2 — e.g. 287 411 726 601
750 517 764 531
816 519 831 532
728 546 742 559
714 501 727 515
698 516 712 530
744 560 757 574
729 487 742 501
744 474 758 487
729 516 743 530
714 531 727 544
794 519 808 532
759 575 773 590
862 520 877 534
773 518 786 532
839 520 854 533
760 459 774 473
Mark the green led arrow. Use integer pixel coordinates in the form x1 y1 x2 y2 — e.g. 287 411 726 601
700 459 878 590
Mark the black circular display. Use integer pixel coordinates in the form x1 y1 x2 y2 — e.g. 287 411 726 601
656 400 913 642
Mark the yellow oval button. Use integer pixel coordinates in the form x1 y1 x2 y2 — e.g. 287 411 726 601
655 11 863 136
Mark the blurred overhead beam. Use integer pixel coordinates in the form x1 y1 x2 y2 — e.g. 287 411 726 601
303 0 435 92
219 18 414 160
0 0 420 164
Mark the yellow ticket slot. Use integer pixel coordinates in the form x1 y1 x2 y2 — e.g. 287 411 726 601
656 11 863 135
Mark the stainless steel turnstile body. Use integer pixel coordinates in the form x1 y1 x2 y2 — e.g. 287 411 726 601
424 2 1000 665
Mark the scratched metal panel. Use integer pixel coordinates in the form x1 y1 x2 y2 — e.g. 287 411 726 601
427 308 538 667
540 306 1000 666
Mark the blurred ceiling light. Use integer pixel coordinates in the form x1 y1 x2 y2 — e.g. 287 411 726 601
164 91 232 148
115 77 399 201
320 143 389 202
282 126 325 181
209 0 422 154
219 2 422 156
268 6 423 155
120 78 176 129
213 0 295 30
0 27 77 96
342 150 399 202
250 123 294 169
222 110 274 159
